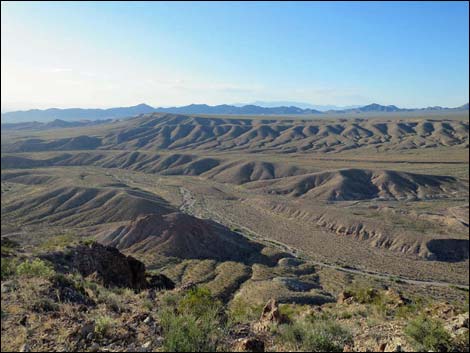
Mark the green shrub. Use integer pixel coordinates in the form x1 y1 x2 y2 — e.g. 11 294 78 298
1 258 18 280
277 319 352 352
178 287 221 318
37 234 75 252
142 299 154 311
350 286 380 304
29 297 59 312
405 315 452 352
160 307 224 352
159 286 226 352
97 290 123 312
160 290 181 308
1 238 19 257
228 298 264 323
16 258 55 278
339 311 353 319
94 315 115 338
395 302 421 319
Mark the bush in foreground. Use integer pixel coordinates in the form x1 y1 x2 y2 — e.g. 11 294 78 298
405 315 452 352
275 318 352 352
94 315 115 338
1 258 18 280
16 258 55 279
159 287 226 352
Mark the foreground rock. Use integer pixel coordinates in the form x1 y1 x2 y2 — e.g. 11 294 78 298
234 337 265 352
253 298 288 332
42 242 174 291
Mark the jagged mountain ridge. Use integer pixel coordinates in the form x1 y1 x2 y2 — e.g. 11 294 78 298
2 102 468 123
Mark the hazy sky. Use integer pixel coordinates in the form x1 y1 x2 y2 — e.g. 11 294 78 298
2 1 469 111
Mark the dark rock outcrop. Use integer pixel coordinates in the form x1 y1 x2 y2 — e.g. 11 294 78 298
42 242 174 291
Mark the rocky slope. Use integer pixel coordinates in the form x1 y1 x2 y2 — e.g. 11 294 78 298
98 212 266 263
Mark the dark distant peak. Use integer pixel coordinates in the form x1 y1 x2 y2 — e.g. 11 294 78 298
134 103 154 109
458 103 469 110
152 104 322 115
360 103 400 112
188 103 210 108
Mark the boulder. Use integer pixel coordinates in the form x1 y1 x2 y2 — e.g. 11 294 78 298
234 337 265 352
337 290 354 304
176 281 197 292
444 312 469 336
253 299 288 331
383 337 405 352
147 274 175 290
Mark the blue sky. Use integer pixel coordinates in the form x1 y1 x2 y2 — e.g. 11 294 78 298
1 1 469 110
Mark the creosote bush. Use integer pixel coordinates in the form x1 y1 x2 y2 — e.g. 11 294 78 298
1 258 18 280
16 258 55 278
159 286 227 352
228 297 265 323
405 315 452 352
275 317 352 352
94 315 115 338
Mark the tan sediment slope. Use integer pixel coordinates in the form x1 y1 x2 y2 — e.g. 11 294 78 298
2 114 468 153
1 185 174 226
246 168 468 201
2 153 467 199
1 152 308 184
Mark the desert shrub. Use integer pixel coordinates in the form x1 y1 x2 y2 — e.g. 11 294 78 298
159 286 226 352
278 304 310 321
29 297 59 312
81 282 125 312
142 299 154 311
83 279 98 292
276 319 352 352
160 290 181 308
350 286 379 304
1 258 18 279
228 297 264 323
345 283 391 317
395 301 421 319
178 287 222 317
160 307 223 352
94 315 115 338
405 315 452 352
339 311 353 319
80 238 96 247
98 290 123 312
36 234 75 252
16 258 55 278
1 238 19 256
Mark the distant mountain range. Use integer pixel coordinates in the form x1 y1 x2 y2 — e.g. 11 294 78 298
1 102 468 123
233 101 362 111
